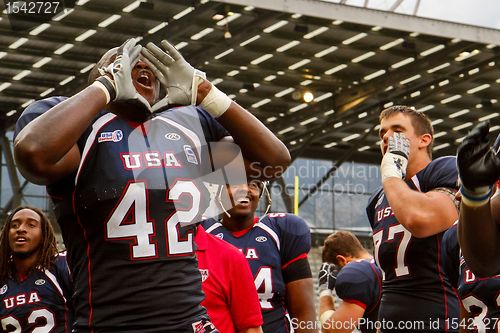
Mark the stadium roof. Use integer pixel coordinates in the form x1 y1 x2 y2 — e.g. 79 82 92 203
1 0 500 163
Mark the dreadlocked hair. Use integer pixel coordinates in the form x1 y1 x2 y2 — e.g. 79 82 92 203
0 206 59 284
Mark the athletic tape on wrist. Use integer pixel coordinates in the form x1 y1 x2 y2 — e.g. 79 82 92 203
460 186 492 207
319 289 333 298
93 77 116 104
200 84 232 118
320 310 335 326
381 152 406 181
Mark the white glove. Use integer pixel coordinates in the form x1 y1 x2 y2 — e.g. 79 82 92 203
141 40 231 117
94 38 151 112
381 132 410 182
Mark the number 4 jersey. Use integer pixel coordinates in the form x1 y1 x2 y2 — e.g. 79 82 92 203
15 97 230 332
366 156 459 331
202 213 312 333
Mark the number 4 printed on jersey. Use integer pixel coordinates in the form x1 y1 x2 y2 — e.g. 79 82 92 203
106 180 200 259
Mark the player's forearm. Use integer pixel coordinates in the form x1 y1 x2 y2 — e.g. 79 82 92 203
458 200 500 277
383 178 457 237
15 86 106 170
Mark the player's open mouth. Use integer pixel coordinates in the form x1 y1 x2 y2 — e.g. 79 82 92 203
15 236 27 244
136 70 153 88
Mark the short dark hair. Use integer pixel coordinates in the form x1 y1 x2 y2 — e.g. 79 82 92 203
0 206 59 283
380 105 434 157
322 230 366 265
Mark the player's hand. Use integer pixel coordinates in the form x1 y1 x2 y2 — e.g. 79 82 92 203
95 38 152 121
457 122 500 205
381 132 410 182
141 40 206 112
318 263 339 295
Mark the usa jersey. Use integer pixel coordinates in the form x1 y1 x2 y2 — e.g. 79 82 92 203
442 224 500 333
366 156 459 331
0 255 73 333
15 97 230 332
202 213 312 333
335 259 382 333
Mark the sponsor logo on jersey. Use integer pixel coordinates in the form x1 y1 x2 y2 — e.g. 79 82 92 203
165 133 181 141
192 320 205 333
256 236 267 243
199 269 209 282
184 145 198 165
0 284 7 295
215 233 223 240
35 279 46 286
98 130 123 143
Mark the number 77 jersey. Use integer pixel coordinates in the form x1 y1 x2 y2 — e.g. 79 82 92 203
202 213 312 333
366 156 460 331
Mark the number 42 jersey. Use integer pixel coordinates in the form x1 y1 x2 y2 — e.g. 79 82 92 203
203 213 312 333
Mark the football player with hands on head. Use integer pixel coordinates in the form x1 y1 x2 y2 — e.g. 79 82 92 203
456 121 500 277
318 231 382 333
14 37 290 332
367 106 459 332
203 180 317 333
0 206 73 333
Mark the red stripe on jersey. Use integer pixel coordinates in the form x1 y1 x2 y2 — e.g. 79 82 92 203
281 253 308 270
343 299 367 309
436 236 449 333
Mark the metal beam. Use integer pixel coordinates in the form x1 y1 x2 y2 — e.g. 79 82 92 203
215 0 500 45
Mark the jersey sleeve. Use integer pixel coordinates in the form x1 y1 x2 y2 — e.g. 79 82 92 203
14 96 67 138
196 107 230 142
277 214 312 267
416 156 459 192
366 187 383 228
440 224 460 289
335 264 377 310
227 246 264 329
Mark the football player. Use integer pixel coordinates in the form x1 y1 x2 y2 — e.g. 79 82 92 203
202 180 317 333
0 206 73 332
456 121 500 277
13 38 290 332
366 105 459 331
318 231 382 333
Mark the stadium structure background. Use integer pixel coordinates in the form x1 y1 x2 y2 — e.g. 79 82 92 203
0 0 499 253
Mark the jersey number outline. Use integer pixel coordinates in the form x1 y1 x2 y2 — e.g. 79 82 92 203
1 309 55 333
106 180 200 259
254 267 273 309
462 294 500 333
373 224 411 278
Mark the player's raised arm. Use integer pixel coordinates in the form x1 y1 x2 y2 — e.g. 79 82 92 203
141 40 291 179
14 38 152 185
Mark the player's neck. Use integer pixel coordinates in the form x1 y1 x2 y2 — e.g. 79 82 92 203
406 154 431 180
222 213 255 231
13 256 38 280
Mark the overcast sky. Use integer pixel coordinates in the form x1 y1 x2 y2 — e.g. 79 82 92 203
325 0 500 29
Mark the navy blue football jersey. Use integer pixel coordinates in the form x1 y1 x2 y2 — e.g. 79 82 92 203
202 213 312 333
366 156 459 331
15 97 230 332
0 254 73 333
335 259 382 333
442 224 500 332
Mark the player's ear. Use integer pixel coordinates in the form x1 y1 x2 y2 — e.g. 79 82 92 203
419 133 432 150
335 255 348 268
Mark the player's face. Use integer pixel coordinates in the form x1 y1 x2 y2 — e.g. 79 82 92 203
8 209 43 259
227 181 262 216
379 113 419 159
131 58 159 105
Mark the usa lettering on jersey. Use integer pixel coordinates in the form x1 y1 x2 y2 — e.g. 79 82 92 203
3 292 41 309
121 152 181 169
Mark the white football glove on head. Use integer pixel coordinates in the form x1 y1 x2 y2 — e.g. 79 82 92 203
141 40 231 117
381 132 410 182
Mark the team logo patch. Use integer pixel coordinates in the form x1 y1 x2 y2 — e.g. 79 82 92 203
0 284 7 295
98 130 123 143
35 279 46 286
199 269 209 282
192 320 205 333
184 145 198 165
215 233 223 240
255 236 267 243
165 133 181 141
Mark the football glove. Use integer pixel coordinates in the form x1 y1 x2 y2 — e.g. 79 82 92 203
94 38 152 121
141 40 231 117
381 132 410 182
457 122 500 206
318 262 339 296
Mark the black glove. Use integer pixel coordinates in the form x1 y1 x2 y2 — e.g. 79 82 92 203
457 122 500 191
318 263 339 295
